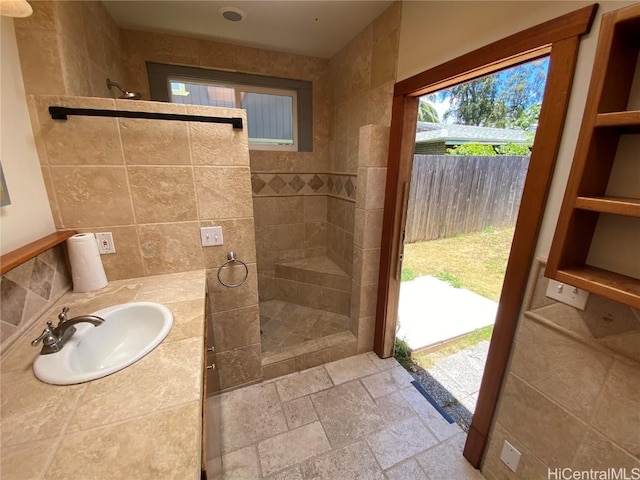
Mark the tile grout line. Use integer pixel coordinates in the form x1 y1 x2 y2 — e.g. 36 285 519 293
37 383 89 479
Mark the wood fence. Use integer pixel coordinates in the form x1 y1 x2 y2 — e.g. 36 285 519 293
405 155 530 243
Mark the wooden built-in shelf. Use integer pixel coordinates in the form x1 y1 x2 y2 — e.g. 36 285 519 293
575 196 640 217
595 110 640 130
555 265 640 309
546 3 640 309
0 230 77 275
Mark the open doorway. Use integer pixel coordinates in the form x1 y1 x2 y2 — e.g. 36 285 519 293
395 59 549 430
373 5 597 467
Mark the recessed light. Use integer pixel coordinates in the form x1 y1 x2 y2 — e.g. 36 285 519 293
219 6 246 22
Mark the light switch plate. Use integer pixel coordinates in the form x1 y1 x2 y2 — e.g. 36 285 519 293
95 232 116 254
200 226 223 247
545 279 589 310
500 440 521 473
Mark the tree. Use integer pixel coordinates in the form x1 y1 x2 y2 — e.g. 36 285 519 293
438 59 548 129
443 76 499 126
417 100 440 123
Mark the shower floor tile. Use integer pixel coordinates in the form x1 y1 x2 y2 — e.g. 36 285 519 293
260 301 350 354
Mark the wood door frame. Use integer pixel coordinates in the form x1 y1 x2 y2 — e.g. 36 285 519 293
373 4 598 468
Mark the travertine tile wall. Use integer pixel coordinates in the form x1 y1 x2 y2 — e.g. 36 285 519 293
253 195 327 302
0 244 72 349
14 0 124 98
31 96 257 281
118 26 337 314
327 196 355 276
119 28 331 175
328 2 400 176
30 94 261 391
326 2 401 331
207 268 262 392
482 260 640 479
351 126 391 353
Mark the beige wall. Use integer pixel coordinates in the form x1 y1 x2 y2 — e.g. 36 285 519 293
0 17 55 254
14 0 124 98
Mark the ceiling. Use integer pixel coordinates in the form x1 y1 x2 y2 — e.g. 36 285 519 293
102 1 393 59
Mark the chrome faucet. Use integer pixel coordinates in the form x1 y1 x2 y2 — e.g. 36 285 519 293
31 306 105 355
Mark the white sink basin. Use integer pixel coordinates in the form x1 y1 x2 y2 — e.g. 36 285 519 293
33 302 173 385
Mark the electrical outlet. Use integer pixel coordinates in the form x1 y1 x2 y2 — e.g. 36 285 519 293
95 232 116 254
545 279 589 310
200 226 223 247
500 440 521 473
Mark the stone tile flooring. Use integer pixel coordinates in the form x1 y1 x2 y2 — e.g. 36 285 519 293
211 352 485 479
260 300 351 354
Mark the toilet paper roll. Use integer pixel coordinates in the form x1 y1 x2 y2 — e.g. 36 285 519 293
66 233 108 293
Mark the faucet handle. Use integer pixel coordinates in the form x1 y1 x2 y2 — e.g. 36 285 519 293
57 306 69 324
31 322 56 347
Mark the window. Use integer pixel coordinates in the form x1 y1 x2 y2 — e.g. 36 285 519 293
147 63 312 152
169 79 297 150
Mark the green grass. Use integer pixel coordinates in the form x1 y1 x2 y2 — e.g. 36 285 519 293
402 226 515 302
413 325 494 369
393 338 414 370
434 271 462 288
401 268 416 282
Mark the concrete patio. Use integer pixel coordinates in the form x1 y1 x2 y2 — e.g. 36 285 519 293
397 276 498 352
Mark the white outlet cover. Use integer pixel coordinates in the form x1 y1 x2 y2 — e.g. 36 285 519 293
200 226 223 247
500 440 521 473
545 279 589 310
95 232 115 254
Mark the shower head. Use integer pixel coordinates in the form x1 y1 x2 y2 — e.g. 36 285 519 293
106 79 141 100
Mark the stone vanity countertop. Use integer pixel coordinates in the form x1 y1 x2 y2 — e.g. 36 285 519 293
0 270 206 480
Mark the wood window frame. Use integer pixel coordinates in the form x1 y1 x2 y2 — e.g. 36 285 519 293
373 4 598 468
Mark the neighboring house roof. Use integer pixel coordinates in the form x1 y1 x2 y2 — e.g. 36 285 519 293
415 121 531 145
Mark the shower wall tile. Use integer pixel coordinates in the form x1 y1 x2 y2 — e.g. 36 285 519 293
39 168 62 229
14 26 65 96
128 167 198 223
187 107 250 167
120 29 331 175
33 96 123 166
200 218 257 269
34 97 257 285
50 166 134 228
194 167 253 220
304 196 328 223
138 222 204 276
0 244 72 350
15 0 124 98
76 226 144 281
211 305 260 353
119 102 191 166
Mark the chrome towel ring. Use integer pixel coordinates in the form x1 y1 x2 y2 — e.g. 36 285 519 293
217 252 248 288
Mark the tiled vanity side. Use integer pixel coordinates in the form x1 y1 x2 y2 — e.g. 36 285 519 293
206 267 262 392
482 260 640 480
0 242 72 350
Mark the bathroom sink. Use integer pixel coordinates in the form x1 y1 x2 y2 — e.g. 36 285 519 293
33 302 173 385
